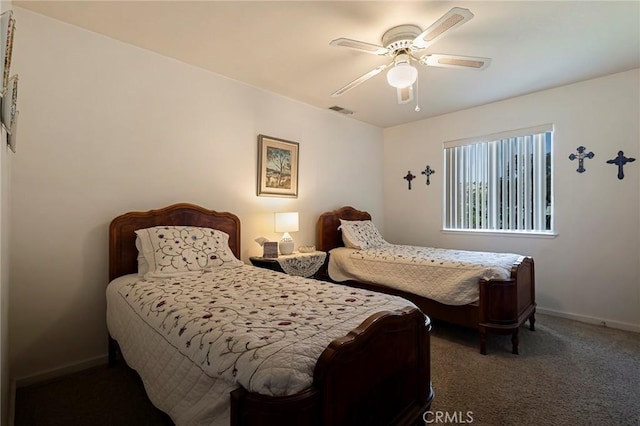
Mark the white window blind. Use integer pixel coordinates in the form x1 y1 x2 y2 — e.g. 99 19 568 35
443 125 553 233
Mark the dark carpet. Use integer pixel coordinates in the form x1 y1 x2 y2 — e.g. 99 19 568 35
14 313 640 425
14 363 173 426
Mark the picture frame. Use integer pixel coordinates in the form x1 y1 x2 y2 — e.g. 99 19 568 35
1 10 16 92
257 134 299 198
262 241 279 258
1 74 17 133
7 110 17 153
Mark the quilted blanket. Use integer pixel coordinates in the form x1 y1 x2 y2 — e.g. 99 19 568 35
110 265 415 399
328 245 524 305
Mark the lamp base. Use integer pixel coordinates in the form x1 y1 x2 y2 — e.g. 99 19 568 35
279 239 294 255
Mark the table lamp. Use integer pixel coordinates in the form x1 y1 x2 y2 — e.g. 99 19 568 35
275 212 298 255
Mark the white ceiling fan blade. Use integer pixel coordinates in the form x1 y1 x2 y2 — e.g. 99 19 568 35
420 54 491 70
330 38 389 55
331 63 390 97
397 85 414 104
412 7 474 49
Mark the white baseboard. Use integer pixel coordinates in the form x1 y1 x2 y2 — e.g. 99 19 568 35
537 307 640 333
14 354 108 389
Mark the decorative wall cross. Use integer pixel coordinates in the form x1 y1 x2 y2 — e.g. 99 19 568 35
606 151 636 180
403 171 416 190
568 146 594 173
421 165 435 185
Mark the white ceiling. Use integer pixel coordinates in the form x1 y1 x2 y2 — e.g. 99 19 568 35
15 1 640 128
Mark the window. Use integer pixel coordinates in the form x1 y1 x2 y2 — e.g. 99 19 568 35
443 124 553 234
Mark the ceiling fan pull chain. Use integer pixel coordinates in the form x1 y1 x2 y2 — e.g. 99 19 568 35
415 75 421 112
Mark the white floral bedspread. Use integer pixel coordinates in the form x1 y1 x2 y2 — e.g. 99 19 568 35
114 265 415 398
328 245 524 306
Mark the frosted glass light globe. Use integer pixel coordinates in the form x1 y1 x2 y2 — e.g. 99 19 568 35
386 62 418 88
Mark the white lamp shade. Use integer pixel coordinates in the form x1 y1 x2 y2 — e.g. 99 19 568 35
275 212 298 255
275 212 299 233
386 63 418 89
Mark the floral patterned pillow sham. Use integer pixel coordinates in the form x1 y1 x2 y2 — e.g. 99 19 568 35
135 226 243 277
338 219 388 250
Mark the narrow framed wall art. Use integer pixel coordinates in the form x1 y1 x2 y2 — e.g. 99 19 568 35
1 10 16 92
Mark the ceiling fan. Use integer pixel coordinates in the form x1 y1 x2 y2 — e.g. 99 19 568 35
330 7 491 106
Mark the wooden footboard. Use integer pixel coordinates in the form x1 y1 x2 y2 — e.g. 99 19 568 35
231 307 433 426
478 256 536 354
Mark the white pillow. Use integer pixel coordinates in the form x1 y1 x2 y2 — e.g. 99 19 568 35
135 236 149 277
135 226 243 278
338 219 387 249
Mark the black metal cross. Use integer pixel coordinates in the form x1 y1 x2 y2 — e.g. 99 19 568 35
403 171 416 190
568 146 594 173
421 165 435 185
606 151 636 180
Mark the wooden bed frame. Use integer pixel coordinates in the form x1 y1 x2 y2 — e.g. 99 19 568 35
108 203 433 426
316 206 536 355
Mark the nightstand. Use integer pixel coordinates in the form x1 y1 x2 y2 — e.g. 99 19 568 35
250 251 327 279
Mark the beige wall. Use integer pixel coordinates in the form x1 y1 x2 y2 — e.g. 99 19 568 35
9 8 384 381
384 69 640 331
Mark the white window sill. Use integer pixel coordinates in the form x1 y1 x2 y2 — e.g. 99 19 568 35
441 229 558 239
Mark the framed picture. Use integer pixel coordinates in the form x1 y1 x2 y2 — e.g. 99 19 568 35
257 134 299 198
262 241 279 258
1 10 16 92
7 110 17 153
1 74 17 132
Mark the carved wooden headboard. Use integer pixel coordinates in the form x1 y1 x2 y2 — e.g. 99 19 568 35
316 206 372 253
108 203 241 281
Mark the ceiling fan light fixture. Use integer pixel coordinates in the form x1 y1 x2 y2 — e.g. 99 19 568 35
386 54 418 88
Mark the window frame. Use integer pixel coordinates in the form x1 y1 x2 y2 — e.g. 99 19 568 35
442 124 555 236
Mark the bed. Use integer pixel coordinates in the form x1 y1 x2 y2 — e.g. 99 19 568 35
316 206 536 355
107 203 433 426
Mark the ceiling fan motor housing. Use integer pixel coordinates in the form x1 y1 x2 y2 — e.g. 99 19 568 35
381 24 422 54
